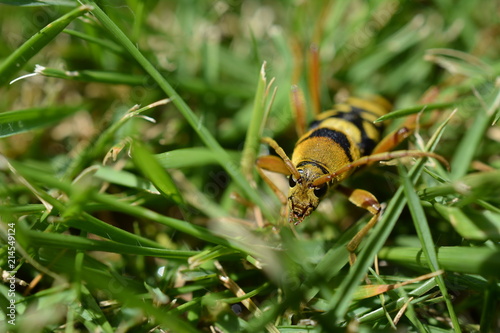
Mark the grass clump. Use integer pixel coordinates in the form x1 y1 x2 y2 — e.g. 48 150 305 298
1 1 499 332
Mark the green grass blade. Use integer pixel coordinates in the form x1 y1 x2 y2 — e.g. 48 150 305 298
450 86 500 179
0 106 82 138
76 286 114 333
378 247 500 277
26 229 196 259
34 66 146 85
93 166 160 194
399 164 460 332
240 62 272 180
131 140 184 205
479 282 498 333
63 29 125 54
66 214 161 248
130 0 146 43
0 5 90 86
434 204 500 241
418 170 500 201
0 204 45 214
155 148 240 169
375 101 456 123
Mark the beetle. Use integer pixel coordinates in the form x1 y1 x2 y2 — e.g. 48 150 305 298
256 49 448 263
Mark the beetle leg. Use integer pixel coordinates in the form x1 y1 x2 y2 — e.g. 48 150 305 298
256 157 288 206
337 185 381 265
256 155 291 176
291 86 308 137
258 138 303 220
370 126 413 156
370 87 442 158
291 43 322 138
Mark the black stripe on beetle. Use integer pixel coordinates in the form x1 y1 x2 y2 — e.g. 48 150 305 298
298 128 354 162
296 159 329 174
309 107 382 156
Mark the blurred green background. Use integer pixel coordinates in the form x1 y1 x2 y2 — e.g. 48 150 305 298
1 1 499 332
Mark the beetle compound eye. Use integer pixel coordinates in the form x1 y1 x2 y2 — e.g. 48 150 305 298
289 176 297 188
313 185 327 198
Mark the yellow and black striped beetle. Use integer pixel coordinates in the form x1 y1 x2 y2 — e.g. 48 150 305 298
256 59 448 262
284 96 391 223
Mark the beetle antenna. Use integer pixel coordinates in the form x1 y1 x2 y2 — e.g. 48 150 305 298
261 137 301 181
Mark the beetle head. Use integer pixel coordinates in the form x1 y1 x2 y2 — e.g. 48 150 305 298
287 171 328 225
